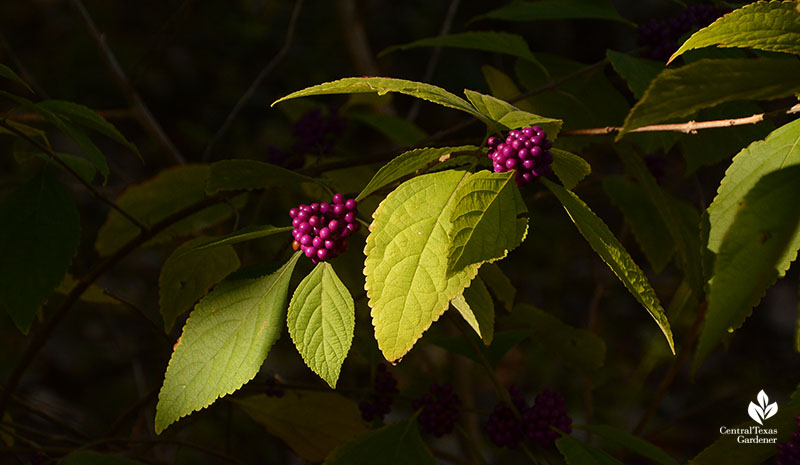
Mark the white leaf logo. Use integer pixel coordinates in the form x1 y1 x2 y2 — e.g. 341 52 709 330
747 389 778 425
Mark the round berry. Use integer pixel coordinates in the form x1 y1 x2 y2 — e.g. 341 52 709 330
333 193 344 204
289 207 299 218
345 199 357 211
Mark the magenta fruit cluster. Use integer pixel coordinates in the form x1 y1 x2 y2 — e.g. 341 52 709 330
290 193 360 262
487 126 553 187
777 414 800 465
486 387 572 449
359 364 399 422
412 383 461 437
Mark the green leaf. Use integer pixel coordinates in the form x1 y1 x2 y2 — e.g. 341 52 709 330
478 263 516 312
159 238 241 332
542 178 675 354
670 0 800 62
154 253 300 434
34 108 110 181
347 110 427 145
324 419 437 465
36 100 141 160
451 276 495 345
706 118 800 257
0 172 80 332
206 159 322 194
60 451 147 465
481 65 538 113
180 225 293 256
694 166 800 370
234 392 367 463
287 262 355 388
617 147 703 295
447 170 528 274
556 433 626 465
476 0 634 26
463 89 563 137
551 149 591 190
365 170 480 361
680 102 773 174
603 176 675 273
577 425 679 465
688 393 800 465
606 50 663 99
508 304 605 373
273 77 484 121
95 165 239 256
356 146 479 202
618 58 800 138
381 31 544 65
0 64 33 93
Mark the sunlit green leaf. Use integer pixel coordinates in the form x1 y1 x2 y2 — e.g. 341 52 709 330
464 89 563 137
551 149 591 190
451 276 494 345
155 253 300 434
670 0 800 62
543 178 675 354
288 262 354 388
365 170 480 361
448 170 528 275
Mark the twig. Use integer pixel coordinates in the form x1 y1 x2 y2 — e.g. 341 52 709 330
101 290 171 343
406 0 461 122
561 103 800 137
202 0 304 161
0 119 148 232
0 32 49 98
106 386 159 437
336 0 381 78
633 300 707 435
0 193 232 420
68 0 185 164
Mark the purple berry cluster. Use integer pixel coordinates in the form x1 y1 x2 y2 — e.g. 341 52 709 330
486 388 572 449
265 377 284 398
290 193 360 263
412 384 461 437
637 5 723 61
777 414 800 465
487 126 553 187
291 107 347 155
359 364 399 422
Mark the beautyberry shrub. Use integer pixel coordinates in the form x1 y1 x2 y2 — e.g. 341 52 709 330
291 107 347 155
359 364 399 422
523 389 572 447
637 4 722 61
777 414 800 465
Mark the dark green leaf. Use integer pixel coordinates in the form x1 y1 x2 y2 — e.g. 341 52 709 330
356 146 479 202
543 178 675 353
619 58 800 138
206 159 323 194
381 31 544 66
155 253 300 434
509 304 605 372
235 392 367 463
95 165 241 256
556 433 625 465
481 65 538 114
694 166 800 370
577 424 678 465
0 64 33 93
479 262 516 312
670 0 800 62
606 50 663 99
60 451 146 465
347 110 427 145
159 238 241 332
324 419 437 465
0 172 80 332
180 225 293 256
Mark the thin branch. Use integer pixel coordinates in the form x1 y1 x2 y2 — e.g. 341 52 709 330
0 119 148 232
202 0 304 161
68 0 186 164
406 0 461 122
561 103 800 137
0 31 49 98
336 0 381 78
0 193 232 420
101 290 171 344
632 300 707 435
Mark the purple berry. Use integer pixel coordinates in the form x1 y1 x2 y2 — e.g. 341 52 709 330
413 384 461 437
289 208 299 218
345 199 357 210
332 193 344 204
